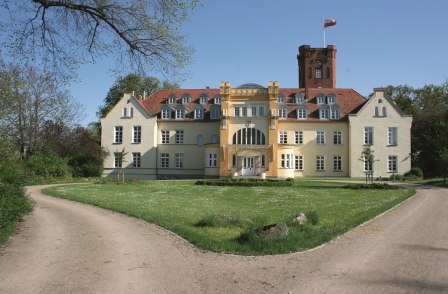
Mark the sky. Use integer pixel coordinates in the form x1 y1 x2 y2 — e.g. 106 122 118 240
69 0 448 125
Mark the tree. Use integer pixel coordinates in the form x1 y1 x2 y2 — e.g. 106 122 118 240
360 145 376 184
0 63 85 158
97 73 179 118
0 0 197 78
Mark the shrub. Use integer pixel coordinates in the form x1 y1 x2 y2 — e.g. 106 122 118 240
306 210 319 225
26 153 70 178
344 183 400 190
404 167 423 179
196 213 252 227
195 178 293 187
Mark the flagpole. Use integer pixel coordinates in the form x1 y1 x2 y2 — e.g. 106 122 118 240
323 28 326 47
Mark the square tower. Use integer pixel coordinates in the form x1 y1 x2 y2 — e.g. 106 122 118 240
298 45 337 88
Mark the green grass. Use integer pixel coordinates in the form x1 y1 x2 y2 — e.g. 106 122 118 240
43 180 415 255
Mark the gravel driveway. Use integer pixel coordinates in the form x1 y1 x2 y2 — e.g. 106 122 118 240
0 184 447 293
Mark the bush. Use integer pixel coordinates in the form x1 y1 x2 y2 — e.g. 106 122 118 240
404 167 423 179
26 153 70 178
344 183 400 190
307 210 319 225
195 178 293 187
196 213 252 228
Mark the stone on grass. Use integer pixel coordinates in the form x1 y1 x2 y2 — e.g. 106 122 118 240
293 212 308 224
256 222 288 238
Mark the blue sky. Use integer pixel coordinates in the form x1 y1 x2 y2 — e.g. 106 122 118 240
70 0 448 125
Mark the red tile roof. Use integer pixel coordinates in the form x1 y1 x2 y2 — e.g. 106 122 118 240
138 87 367 121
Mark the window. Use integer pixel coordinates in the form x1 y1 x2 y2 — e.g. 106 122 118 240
277 94 285 103
261 154 266 167
375 107 379 117
319 108 329 119
211 134 218 143
123 107 128 117
364 155 373 172
316 96 325 104
295 131 303 144
132 126 141 143
161 153 169 168
232 154 236 167
175 153 184 168
175 108 185 119
161 130 169 144
316 155 325 171
182 95 190 104
194 107 204 119
279 131 287 144
297 108 307 119
364 127 374 145
281 154 293 168
295 155 304 170
207 153 218 167
333 131 342 145
333 156 342 171
315 68 322 79
211 106 220 119
196 134 204 147
382 107 387 117
294 93 305 104
388 156 397 172
214 96 221 104
316 131 325 144
168 95 177 104
327 95 336 104
199 95 208 104
242 106 248 117
114 126 123 144
233 128 266 145
279 108 287 119
259 106 265 116
161 108 170 119
175 130 184 144
114 152 122 168
132 153 141 168
234 106 240 117
129 107 133 117
251 106 257 117
388 127 397 145
330 107 339 120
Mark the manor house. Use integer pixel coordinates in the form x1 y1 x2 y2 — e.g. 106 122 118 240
101 45 412 179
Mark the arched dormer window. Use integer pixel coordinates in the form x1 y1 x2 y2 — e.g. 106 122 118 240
316 95 325 104
319 105 329 119
174 106 186 119
278 107 287 119
182 94 191 104
277 93 285 103
161 105 171 119
327 94 336 104
294 93 305 104
194 105 204 119
168 95 177 104
214 94 221 105
297 105 307 119
232 128 266 145
199 94 209 104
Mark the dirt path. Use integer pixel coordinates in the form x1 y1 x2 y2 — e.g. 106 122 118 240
1 185 447 293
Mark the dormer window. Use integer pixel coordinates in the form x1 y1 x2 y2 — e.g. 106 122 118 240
182 95 191 104
279 107 287 119
330 107 340 119
327 95 336 104
319 105 329 119
161 107 171 119
194 106 204 119
316 95 325 104
175 108 185 119
297 106 307 119
199 94 208 104
294 93 305 104
277 94 285 103
168 95 177 104
214 95 221 104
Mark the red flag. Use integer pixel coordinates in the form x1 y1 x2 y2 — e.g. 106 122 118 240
324 19 337 28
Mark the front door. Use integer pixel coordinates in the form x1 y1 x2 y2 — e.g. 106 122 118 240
241 157 256 176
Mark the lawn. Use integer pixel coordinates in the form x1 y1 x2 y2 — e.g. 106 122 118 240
43 180 415 255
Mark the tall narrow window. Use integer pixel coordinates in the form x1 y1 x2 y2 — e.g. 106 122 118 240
194 107 204 119
297 107 307 119
295 130 303 144
316 155 325 171
388 156 397 172
364 127 374 145
364 155 373 172
242 106 248 117
295 155 304 170
175 130 184 144
132 153 141 168
114 152 123 168
330 107 339 120
261 154 266 167
281 154 293 168
316 131 325 144
388 127 397 145
279 108 287 119
279 131 287 144
382 107 387 117
175 108 185 119
132 126 141 143
333 131 342 144
161 108 170 119
211 106 220 119
315 68 322 79
161 130 169 144
333 156 342 171
207 153 218 167
214 96 221 104
251 106 257 117
259 106 265 116
234 107 240 117
161 153 169 168
232 154 236 167
175 153 184 168
114 126 123 144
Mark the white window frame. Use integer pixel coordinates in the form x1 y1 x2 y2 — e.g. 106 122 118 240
295 130 303 144
114 126 123 144
327 95 336 104
132 152 141 168
207 153 218 167
297 108 307 119
161 130 170 144
132 126 141 143
259 106 265 116
175 108 185 119
388 155 398 172
315 68 322 79
316 155 325 171
175 153 184 168
333 131 342 145
251 106 257 117
319 108 329 119
214 96 221 105
330 107 339 120
168 96 176 104
316 96 325 104
194 107 204 119
279 131 287 144
161 108 170 119
364 155 373 172
279 108 287 119
364 127 374 145
333 155 342 171
114 152 123 168
161 153 169 168
199 96 208 104
388 127 397 146
175 130 184 144
295 155 304 170
316 131 325 144
281 153 293 169
234 106 240 117
182 95 190 104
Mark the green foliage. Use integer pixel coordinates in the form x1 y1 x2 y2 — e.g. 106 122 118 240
306 210 320 225
403 167 424 179
196 214 252 228
343 183 400 190
25 153 70 178
195 178 293 187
